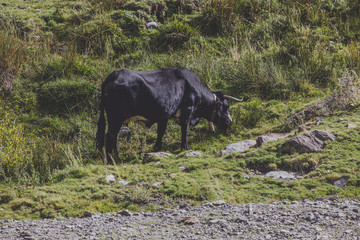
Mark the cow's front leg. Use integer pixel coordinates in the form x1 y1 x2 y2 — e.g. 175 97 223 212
180 107 194 150
154 120 168 152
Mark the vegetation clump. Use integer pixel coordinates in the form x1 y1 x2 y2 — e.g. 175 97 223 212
0 0 360 219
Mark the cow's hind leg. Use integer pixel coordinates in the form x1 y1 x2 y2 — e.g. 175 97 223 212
154 120 168 152
105 119 122 164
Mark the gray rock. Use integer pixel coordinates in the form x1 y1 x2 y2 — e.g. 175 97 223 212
83 211 93 218
212 200 226 206
281 130 336 154
256 133 289 147
338 77 355 87
184 151 202 157
224 140 257 154
144 152 172 159
153 182 162 187
178 201 190 209
180 216 199 225
327 41 335 47
208 219 227 225
118 180 130 186
146 21 158 29
264 171 298 180
298 125 307 132
179 166 186 171
106 174 116 183
118 210 132 216
347 123 357 129
169 173 178 178
234 217 248 224
333 178 347 188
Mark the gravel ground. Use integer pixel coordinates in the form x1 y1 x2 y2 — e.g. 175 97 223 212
1 197 360 240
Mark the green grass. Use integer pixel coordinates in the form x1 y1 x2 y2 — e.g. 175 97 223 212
1 108 359 220
1 0 360 219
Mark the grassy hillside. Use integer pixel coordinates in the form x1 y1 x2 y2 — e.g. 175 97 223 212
0 0 360 219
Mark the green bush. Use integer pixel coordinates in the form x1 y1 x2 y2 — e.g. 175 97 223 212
38 78 96 113
240 99 264 128
0 28 26 93
0 105 37 183
111 10 147 36
154 16 197 50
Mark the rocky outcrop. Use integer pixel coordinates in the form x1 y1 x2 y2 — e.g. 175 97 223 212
184 151 202 157
224 140 257 154
281 130 336 154
284 80 360 130
256 133 290 147
264 171 299 180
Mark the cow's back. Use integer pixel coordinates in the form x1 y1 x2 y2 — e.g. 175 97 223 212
102 68 190 121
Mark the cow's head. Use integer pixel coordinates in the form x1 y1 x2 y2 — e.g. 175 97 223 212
211 91 242 131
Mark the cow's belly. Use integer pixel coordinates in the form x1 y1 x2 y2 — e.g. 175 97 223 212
123 116 149 125
123 109 181 126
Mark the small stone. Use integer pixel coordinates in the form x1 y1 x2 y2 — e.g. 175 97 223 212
118 180 130 186
338 118 344 122
169 173 178 178
118 210 132 216
284 220 294 225
255 133 289 147
248 205 253 215
212 200 226 206
264 171 298 180
234 217 248 224
144 212 152 217
298 125 307 132
215 150 227 157
178 201 190 209
208 219 227 225
224 140 257 154
333 178 347 188
83 211 93 218
153 182 162 187
180 216 199 225
347 123 357 129
280 229 290 234
184 151 202 157
146 21 158 29
144 152 172 159
106 174 116 183
179 166 186 171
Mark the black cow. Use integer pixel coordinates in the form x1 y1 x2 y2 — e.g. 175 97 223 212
96 67 241 163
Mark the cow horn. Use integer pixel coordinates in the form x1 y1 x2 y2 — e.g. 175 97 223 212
223 95 243 102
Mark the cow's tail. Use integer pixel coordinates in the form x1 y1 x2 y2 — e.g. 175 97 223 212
96 97 106 155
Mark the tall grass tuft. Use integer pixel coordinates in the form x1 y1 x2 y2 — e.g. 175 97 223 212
0 104 36 183
0 28 27 93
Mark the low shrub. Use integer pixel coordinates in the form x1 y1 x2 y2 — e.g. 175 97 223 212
110 10 147 36
153 16 197 50
38 78 97 114
0 106 37 183
0 28 27 93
